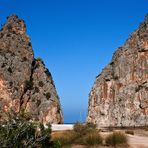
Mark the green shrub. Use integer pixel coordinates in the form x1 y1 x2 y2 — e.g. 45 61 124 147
0 111 56 148
36 57 42 61
125 130 134 135
105 132 127 146
25 80 33 90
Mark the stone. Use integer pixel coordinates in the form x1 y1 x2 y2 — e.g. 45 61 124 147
0 15 63 124
87 14 148 127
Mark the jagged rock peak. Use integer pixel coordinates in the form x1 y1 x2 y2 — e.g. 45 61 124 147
0 15 63 124
2 14 26 34
87 14 148 127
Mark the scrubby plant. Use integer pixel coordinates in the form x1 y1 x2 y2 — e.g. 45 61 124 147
36 57 45 66
125 130 134 135
25 80 33 90
73 122 87 135
83 131 103 146
86 122 97 129
36 57 42 61
105 132 127 146
0 111 57 148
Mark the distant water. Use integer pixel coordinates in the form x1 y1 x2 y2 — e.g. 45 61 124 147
64 110 87 124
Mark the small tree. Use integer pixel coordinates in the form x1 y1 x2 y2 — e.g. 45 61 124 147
0 111 57 148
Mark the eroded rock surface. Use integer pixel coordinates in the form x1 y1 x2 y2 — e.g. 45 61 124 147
0 15 63 124
87 14 148 127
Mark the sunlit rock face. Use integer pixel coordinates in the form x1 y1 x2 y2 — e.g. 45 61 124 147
0 15 63 124
87 14 148 127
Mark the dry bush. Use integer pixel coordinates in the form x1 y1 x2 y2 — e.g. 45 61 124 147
82 131 103 146
105 132 127 146
125 130 134 135
145 127 148 131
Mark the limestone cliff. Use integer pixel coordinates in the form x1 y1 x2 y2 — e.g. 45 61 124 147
0 15 63 124
87 14 148 127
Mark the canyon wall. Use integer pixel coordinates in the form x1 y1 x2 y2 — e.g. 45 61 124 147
87 14 148 127
0 15 63 124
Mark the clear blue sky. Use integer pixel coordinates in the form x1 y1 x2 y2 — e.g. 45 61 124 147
0 0 147 123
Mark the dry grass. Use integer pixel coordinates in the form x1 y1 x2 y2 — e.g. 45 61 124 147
52 123 103 147
52 130 77 146
52 130 103 146
82 131 103 146
105 132 128 146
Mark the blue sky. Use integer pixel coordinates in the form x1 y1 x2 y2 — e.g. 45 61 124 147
0 0 147 123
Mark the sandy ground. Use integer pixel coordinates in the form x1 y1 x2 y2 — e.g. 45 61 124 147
52 124 73 131
51 124 148 148
128 135 148 148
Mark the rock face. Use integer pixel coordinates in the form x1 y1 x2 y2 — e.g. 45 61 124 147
0 15 63 124
87 14 148 127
